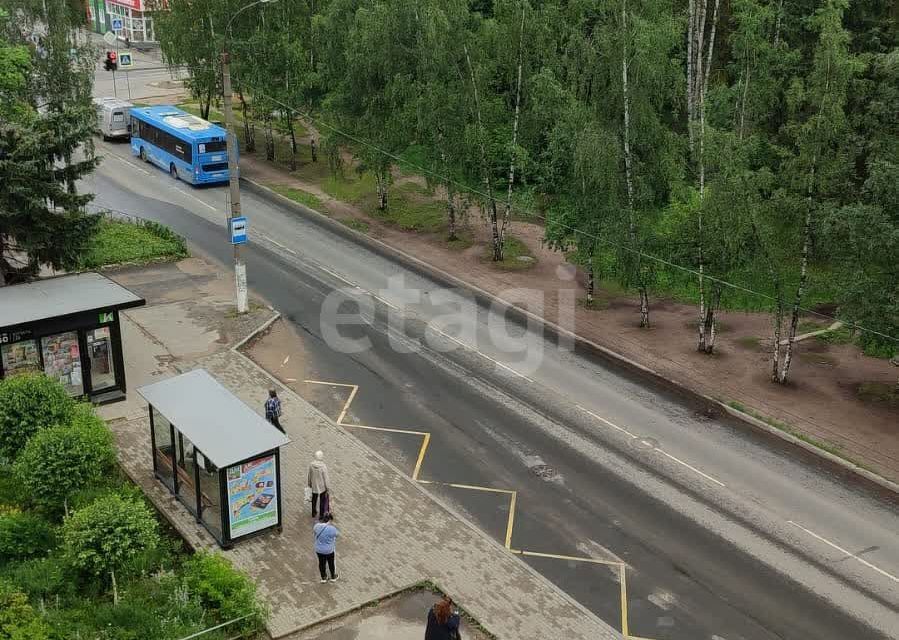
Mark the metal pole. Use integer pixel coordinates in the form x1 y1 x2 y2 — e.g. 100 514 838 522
221 49 248 314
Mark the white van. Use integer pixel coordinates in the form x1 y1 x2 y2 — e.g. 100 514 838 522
94 97 133 140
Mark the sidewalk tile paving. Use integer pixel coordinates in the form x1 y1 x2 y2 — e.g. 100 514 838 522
103 265 621 640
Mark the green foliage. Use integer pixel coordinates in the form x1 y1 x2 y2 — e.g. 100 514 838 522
62 494 160 580
181 552 268 634
78 219 189 268
0 579 50 639
156 0 898 376
0 512 56 562
0 374 76 462
270 184 324 211
14 409 116 513
0 5 100 285
4 555 71 602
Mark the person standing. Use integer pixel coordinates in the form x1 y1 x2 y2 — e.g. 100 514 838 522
264 389 284 433
425 596 462 640
313 514 339 583
307 450 330 518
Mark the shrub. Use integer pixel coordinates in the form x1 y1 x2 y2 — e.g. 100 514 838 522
14 410 116 514
0 374 76 461
5 555 71 602
0 579 51 639
181 552 267 633
0 512 56 562
62 494 160 599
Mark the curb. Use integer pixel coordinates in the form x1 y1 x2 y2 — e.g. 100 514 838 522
241 177 899 498
232 314 620 639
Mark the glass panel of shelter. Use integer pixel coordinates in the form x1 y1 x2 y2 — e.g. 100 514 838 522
151 407 175 492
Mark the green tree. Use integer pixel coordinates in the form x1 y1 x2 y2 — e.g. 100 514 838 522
0 580 50 640
769 0 863 384
181 552 268 634
63 493 160 605
0 511 56 561
14 407 116 515
0 6 99 285
0 374 76 461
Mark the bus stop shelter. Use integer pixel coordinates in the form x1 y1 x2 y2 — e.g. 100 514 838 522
0 272 145 403
138 369 291 548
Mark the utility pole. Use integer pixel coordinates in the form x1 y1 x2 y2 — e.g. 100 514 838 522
221 49 248 314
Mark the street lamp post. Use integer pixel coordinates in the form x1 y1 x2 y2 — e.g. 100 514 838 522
222 0 277 314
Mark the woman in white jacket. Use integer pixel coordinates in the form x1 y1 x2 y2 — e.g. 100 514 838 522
307 450 331 519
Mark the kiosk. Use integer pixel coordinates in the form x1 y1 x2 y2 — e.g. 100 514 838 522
0 272 145 403
137 369 290 548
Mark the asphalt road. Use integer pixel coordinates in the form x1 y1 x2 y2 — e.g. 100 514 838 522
82 140 899 640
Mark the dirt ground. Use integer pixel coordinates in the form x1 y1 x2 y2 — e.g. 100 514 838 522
237 128 898 484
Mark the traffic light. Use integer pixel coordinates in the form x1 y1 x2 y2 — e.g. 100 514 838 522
104 50 117 71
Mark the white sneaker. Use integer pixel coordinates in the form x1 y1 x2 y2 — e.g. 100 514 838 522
320 578 327 584
330 574 339 582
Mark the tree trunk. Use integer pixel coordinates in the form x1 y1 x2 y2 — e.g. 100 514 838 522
239 88 255 153
375 170 389 210
586 262 595 306
264 116 275 162
499 4 526 252
464 45 501 262
738 61 750 140
702 0 721 99
687 0 695 152
446 187 458 241
285 110 297 171
778 198 814 384
622 0 648 328
700 284 722 354
111 569 118 606
311 138 317 163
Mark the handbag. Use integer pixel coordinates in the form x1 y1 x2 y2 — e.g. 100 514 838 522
303 487 312 503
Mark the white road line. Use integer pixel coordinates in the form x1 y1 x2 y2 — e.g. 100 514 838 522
431 327 534 382
261 234 298 256
787 520 899 584
658 450 726 487
108 153 219 212
576 405 637 438
576 405 725 487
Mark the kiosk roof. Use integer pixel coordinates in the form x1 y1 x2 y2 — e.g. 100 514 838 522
0 272 145 328
137 369 290 468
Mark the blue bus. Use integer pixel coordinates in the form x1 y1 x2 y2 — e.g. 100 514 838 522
129 105 237 185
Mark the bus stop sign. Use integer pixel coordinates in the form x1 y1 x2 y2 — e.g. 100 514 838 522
230 216 248 245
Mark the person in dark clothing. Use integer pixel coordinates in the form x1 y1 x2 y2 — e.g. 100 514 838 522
264 389 284 433
425 596 461 640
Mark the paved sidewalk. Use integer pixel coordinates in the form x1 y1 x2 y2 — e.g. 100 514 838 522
98 261 620 639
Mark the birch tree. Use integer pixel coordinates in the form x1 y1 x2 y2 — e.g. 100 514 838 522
770 0 861 384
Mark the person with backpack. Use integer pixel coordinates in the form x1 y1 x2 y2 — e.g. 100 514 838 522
313 513 339 583
264 389 284 433
425 595 462 640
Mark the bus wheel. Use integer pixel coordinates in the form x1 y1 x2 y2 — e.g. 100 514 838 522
139 147 147 162
170 164 178 180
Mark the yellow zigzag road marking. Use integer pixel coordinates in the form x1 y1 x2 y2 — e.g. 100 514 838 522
302 379 656 640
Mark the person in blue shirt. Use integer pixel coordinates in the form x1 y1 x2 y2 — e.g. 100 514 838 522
313 513 339 583
264 389 284 433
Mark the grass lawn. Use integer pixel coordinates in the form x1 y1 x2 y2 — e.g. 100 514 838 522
269 184 324 211
80 219 188 269
339 218 371 234
487 235 537 271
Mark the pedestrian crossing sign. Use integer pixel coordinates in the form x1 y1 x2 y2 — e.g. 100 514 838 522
119 53 133 68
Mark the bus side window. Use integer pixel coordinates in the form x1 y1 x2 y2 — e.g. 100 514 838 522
131 117 140 137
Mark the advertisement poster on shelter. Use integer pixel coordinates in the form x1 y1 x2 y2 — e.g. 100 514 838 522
226 455 278 538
